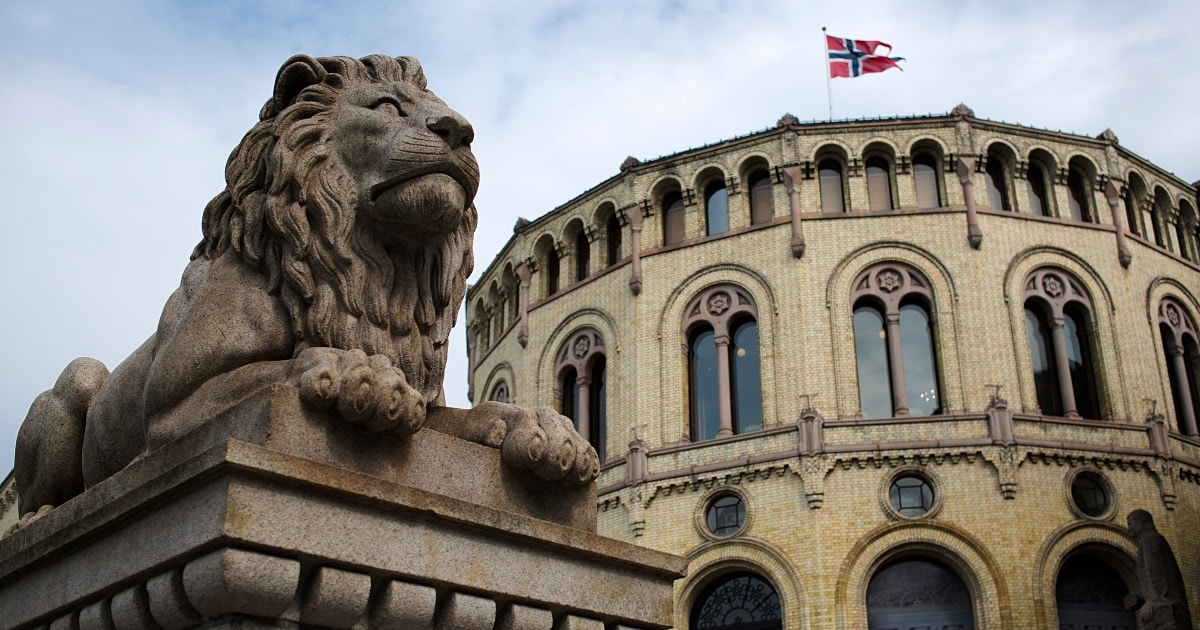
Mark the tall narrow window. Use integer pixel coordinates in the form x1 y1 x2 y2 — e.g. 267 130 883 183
866 157 893 211
1067 167 1092 222
1124 190 1142 236
684 285 763 441
663 190 685 246
913 154 940 208
574 229 589 281
851 264 941 418
1159 299 1200 436
690 327 720 441
985 158 1010 210
606 213 622 265
555 328 608 459
1152 189 1171 249
819 160 845 213
748 169 773 225
1023 268 1102 419
545 249 560 295
731 320 763 433
705 181 728 236
1026 164 1049 216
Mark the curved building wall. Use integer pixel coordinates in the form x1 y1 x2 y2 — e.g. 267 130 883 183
466 108 1200 629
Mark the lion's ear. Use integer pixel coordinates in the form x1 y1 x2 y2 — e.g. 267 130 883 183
273 54 327 113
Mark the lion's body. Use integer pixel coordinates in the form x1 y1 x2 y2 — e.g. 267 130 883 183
12 54 608 521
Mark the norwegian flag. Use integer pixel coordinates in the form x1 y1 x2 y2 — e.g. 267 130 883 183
826 35 904 78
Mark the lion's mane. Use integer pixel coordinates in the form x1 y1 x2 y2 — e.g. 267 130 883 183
194 55 476 405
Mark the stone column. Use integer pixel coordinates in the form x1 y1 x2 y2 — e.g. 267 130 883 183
783 165 806 258
1168 346 1199 435
516 262 531 347
575 375 592 443
625 205 644 295
714 334 734 436
1105 180 1133 267
1049 317 1080 418
884 312 909 416
957 156 982 249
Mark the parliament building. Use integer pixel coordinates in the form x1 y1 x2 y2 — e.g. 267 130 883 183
464 105 1200 629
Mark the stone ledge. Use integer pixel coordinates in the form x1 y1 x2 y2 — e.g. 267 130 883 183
0 386 685 630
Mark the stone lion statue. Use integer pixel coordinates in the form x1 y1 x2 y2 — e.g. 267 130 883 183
13 54 597 523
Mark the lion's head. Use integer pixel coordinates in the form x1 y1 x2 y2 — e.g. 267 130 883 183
195 54 479 406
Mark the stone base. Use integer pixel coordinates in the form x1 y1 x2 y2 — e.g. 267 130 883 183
0 385 685 629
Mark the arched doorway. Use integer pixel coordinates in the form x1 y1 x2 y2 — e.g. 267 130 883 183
1056 553 1136 630
867 558 974 629
690 571 782 630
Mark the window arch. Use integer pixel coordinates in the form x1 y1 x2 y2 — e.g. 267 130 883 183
746 168 774 225
1066 158 1097 223
867 558 974 630
1159 298 1200 436
1055 553 1136 629
690 572 782 630
1024 157 1053 217
984 144 1017 211
705 179 729 236
489 380 510 403
662 189 685 246
912 153 941 209
1023 268 1102 419
555 328 607 460
851 263 942 418
865 156 894 211
818 159 847 213
606 212 622 265
683 285 762 441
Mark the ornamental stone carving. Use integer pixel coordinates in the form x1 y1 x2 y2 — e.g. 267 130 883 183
707 292 731 316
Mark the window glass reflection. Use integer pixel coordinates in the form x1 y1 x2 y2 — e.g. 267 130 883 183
691 329 720 441
819 161 845 213
854 307 892 418
706 183 728 235
986 160 1009 210
899 304 939 416
913 155 940 208
1025 306 1060 415
732 321 763 433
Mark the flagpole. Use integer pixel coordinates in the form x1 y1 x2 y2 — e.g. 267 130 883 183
822 27 833 121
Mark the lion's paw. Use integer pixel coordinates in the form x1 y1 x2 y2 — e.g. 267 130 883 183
3 504 53 538
501 407 599 486
291 347 425 435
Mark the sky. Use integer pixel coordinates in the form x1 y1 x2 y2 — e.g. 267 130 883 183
1 0 1197 480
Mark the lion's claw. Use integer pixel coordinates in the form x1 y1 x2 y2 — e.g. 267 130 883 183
490 406 598 486
292 347 425 435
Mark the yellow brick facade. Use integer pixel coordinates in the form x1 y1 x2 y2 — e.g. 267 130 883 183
468 108 1200 629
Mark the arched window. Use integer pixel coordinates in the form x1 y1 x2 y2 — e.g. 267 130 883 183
867 558 974 630
606 213 622 266
555 328 608 460
1152 187 1172 249
535 235 560 298
1179 200 1199 262
1066 166 1093 223
818 160 846 213
684 285 762 441
663 190 685 246
912 154 941 209
747 169 773 225
1025 161 1051 217
489 380 510 404
851 264 941 418
705 180 729 236
1123 187 1142 237
985 157 1011 210
1159 298 1200 436
690 572 782 630
866 156 894 211
574 228 590 281
1055 554 1136 629
1023 268 1102 419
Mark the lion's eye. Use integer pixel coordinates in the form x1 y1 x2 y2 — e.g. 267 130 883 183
372 99 406 117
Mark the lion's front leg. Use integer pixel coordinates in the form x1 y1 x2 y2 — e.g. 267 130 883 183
289 347 425 435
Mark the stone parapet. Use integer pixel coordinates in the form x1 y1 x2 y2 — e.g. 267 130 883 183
0 385 685 629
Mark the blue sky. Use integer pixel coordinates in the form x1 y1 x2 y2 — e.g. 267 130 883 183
1 0 1197 479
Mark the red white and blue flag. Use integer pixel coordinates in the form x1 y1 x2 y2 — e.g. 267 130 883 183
826 35 904 78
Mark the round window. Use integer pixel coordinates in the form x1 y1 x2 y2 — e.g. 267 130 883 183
889 475 934 517
705 494 746 536
1070 472 1110 518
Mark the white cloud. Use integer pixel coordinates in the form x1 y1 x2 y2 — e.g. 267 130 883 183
1 0 1196 480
